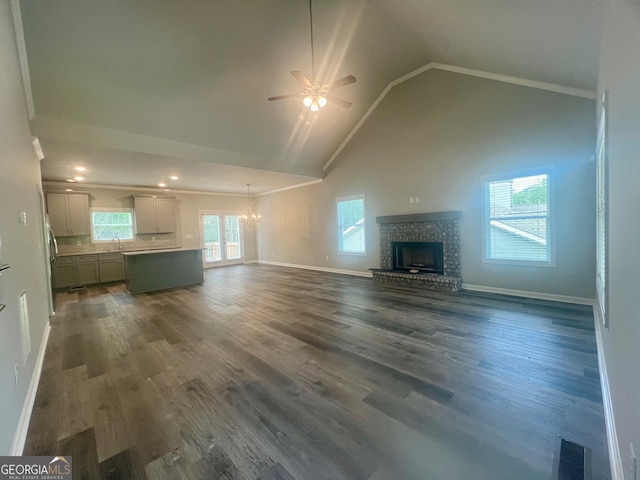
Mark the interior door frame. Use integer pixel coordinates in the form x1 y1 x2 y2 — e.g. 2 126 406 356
198 210 245 268
37 186 55 316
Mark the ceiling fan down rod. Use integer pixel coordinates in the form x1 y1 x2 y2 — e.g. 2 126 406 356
309 0 315 83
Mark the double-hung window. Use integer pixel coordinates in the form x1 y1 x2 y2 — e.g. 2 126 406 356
337 195 366 254
482 170 553 266
91 208 134 243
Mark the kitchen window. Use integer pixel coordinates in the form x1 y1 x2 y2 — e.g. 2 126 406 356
91 208 134 243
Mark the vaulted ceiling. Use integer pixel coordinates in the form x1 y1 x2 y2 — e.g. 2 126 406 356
19 0 600 194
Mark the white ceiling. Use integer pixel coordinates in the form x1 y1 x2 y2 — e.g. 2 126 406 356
18 0 600 195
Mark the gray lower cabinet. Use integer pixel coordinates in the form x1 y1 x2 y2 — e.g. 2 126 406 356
53 257 77 288
54 255 99 288
54 253 123 288
76 255 99 285
98 253 125 282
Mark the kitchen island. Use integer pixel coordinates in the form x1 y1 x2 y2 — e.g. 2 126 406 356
122 247 204 294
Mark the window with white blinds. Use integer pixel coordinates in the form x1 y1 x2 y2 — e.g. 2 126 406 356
483 171 553 265
596 91 608 325
337 195 366 254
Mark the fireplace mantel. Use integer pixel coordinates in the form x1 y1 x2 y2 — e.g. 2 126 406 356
376 211 461 224
373 210 462 292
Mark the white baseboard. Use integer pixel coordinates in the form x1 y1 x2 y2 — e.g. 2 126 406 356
258 260 373 278
461 283 594 305
243 259 259 264
592 301 624 480
10 321 51 455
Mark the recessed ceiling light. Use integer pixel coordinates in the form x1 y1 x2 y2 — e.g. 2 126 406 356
74 176 84 181
164 189 170 192
170 176 179 180
65 188 73 192
75 166 86 172
66 178 76 183
158 183 166 187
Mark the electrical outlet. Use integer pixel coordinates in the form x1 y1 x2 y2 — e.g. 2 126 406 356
75 239 81 246
409 196 414 204
325 255 329 261
185 234 193 240
152 236 156 242
14 364 19 386
272 251 275 257
631 442 637 480
415 196 420 204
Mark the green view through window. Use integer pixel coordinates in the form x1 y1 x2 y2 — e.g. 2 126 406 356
91 209 134 242
337 195 366 254
483 172 553 265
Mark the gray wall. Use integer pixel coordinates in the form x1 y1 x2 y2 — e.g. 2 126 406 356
597 0 640 477
0 0 52 454
257 69 596 298
42 184 258 262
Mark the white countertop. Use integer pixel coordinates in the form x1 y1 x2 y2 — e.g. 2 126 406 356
57 246 182 257
121 247 204 256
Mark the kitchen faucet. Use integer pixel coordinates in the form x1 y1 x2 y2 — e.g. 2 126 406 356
112 237 122 250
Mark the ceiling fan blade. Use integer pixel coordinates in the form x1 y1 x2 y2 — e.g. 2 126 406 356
327 75 356 90
290 70 313 88
326 95 352 109
268 93 301 101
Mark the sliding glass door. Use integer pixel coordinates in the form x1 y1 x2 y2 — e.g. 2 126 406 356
200 212 243 267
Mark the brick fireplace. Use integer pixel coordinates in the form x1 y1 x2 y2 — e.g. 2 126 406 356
372 211 462 291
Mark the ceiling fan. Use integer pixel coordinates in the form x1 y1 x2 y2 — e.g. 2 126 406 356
268 0 356 112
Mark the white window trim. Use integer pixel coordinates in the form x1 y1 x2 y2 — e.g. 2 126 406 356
595 90 609 327
336 194 367 256
481 167 556 267
90 207 135 243
198 210 245 266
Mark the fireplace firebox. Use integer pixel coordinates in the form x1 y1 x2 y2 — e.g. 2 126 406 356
392 241 444 274
373 211 461 291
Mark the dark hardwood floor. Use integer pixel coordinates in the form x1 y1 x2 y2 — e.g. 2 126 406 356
24 265 610 479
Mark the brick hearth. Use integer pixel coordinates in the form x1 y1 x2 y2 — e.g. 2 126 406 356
372 211 462 292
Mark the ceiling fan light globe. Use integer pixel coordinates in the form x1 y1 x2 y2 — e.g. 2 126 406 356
318 96 327 108
303 96 313 107
310 101 319 112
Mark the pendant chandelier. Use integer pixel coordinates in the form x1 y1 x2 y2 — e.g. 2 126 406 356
240 184 261 229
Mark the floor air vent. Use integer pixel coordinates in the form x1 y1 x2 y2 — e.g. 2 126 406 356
552 437 592 480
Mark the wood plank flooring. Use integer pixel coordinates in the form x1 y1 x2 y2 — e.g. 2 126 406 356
24 265 610 479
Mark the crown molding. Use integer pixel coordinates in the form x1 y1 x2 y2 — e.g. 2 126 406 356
256 179 323 197
42 180 248 197
42 179 322 197
10 0 35 120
